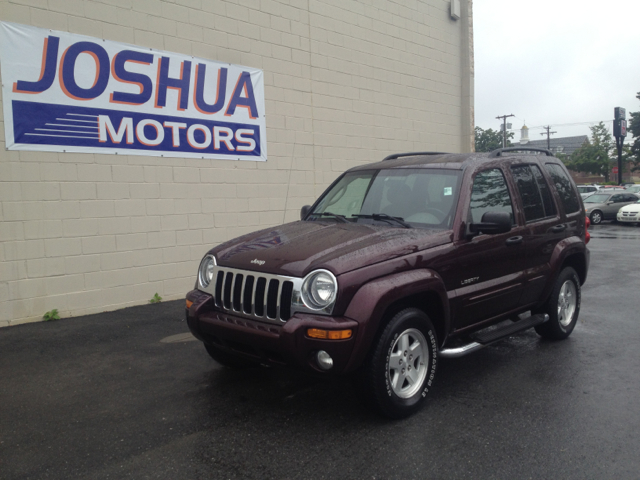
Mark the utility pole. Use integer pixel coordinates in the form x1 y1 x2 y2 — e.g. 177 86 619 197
496 114 515 148
540 126 557 150
614 107 627 184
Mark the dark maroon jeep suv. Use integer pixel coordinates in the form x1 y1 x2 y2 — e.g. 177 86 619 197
186 148 590 418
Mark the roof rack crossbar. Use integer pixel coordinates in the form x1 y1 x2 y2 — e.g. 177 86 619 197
488 147 552 158
383 152 448 161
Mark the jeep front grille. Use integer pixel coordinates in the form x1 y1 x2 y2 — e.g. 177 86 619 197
204 266 297 323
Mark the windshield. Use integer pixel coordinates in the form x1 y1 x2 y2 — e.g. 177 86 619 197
584 194 610 203
308 168 462 229
577 186 595 193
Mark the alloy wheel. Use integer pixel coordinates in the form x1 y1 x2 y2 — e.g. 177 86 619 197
557 280 577 327
387 328 429 398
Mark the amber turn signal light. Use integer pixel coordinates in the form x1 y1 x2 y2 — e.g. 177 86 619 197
186 300 193 309
307 328 352 340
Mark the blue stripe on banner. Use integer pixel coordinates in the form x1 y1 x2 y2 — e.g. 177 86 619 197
11 100 261 157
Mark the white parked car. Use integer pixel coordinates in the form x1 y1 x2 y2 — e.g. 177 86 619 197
617 199 640 224
576 185 600 199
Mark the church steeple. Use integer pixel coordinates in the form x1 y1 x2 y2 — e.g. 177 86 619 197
520 124 530 144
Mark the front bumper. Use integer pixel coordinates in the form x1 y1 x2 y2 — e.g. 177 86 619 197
617 212 640 222
186 289 358 374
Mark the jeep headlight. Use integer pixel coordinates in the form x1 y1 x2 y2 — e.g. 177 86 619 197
198 255 216 288
301 270 337 310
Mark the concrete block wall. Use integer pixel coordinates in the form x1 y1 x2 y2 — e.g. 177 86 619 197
0 0 473 326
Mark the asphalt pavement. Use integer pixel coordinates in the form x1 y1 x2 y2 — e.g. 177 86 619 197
1 222 640 479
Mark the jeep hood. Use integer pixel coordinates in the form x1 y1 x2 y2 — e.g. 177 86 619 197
209 221 452 278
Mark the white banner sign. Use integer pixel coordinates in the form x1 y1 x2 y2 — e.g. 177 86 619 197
0 22 267 161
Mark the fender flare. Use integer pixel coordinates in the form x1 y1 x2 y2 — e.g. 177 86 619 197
342 269 450 372
540 236 588 302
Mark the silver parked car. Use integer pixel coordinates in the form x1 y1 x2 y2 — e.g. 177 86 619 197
584 192 640 224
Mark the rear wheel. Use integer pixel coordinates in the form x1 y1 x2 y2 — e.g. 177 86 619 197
204 343 258 369
358 308 438 418
535 267 581 340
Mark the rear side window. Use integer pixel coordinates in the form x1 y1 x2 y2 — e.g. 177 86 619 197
511 165 557 222
544 163 581 213
531 165 557 217
469 169 515 224
511 165 546 222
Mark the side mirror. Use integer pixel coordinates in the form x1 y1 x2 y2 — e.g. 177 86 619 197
606 201 614 205
469 211 512 235
300 205 312 220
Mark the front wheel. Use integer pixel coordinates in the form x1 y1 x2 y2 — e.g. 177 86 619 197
357 308 438 418
590 210 603 225
535 267 581 340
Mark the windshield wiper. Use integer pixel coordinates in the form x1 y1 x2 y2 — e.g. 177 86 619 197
308 212 349 223
351 213 412 228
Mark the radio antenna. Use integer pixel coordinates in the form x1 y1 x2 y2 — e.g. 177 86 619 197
281 138 297 224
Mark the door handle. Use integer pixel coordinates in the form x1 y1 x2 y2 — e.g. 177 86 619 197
505 236 523 246
550 224 566 233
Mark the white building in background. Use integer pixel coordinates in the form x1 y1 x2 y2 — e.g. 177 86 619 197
0 0 475 327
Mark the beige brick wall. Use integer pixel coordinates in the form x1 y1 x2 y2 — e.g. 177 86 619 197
0 0 473 326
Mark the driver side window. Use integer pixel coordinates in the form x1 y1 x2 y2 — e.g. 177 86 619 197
315 173 373 217
469 169 515 224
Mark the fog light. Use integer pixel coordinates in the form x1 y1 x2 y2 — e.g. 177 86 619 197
316 350 333 370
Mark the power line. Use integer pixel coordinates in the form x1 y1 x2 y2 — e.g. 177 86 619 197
507 115 611 130
490 117 636 141
528 121 611 130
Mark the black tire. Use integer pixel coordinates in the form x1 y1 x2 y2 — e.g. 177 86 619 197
534 267 581 340
590 210 603 225
204 343 258 369
357 308 438 419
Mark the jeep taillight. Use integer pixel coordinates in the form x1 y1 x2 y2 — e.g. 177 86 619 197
585 216 591 244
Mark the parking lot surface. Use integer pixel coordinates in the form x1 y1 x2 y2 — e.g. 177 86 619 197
1 222 640 479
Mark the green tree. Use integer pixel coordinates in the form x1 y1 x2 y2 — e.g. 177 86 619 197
628 92 640 172
564 122 614 182
474 126 514 152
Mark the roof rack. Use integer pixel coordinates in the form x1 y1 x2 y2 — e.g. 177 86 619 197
383 152 448 161
488 147 552 158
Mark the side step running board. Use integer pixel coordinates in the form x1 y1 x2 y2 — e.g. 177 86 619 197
439 313 549 359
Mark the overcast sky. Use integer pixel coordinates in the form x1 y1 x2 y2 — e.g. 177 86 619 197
474 0 640 143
